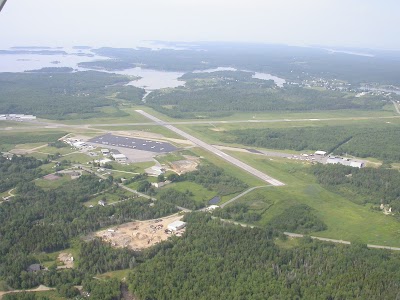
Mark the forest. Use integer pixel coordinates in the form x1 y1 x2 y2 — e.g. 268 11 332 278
145 71 385 118
128 213 400 299
181 164 248 196
0 156 44 193
213 203 327 233
91 43 400 85
0 71 144 119
225 124 400 161
0 158 177 289
267 204 327 233
311 164 400 210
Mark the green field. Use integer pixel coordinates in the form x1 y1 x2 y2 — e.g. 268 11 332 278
108 161 155 174
155 152 186 165
84 188 133 207
57 153 94 164
223 151 400 247
97 269 131 280
188 148 265 187
1 290 64 300
162 181 217 204
35 175 73 190
35 145 77 156
0 131 67 152
55 107 151 125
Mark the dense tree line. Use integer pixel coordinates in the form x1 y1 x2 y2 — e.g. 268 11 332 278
3 293 50 300
311 164 400 210
0 162 177 289
268 204 327 233
0 156 44 193
128 213 400 299
78 238 136 274
181 164 248 196
145 71 385 118
158 188 201 210
83 278 122 300
108 85 145 104
0 72 135 119
26 67 74 73
213 203 262 223
226 125 400 161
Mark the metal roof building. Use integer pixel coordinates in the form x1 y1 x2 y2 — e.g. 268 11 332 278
167 220 186 231
326 157 364 168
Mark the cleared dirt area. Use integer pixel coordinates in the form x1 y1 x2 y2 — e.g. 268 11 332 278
57 253 74 269
43 174 60 181
96 213 185 251
169 155 200 174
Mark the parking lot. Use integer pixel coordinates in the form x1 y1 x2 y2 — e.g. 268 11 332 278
88 133 177 153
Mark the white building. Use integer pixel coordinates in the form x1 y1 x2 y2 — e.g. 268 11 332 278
326 157 364 168
72 141 86 148
167 220 186 231
112 153 127 163
206 205 220 211
315 150 327 156
95 158 112 166
101 149 110 155
19 115 36 120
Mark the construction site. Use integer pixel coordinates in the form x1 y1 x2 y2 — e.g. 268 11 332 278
96 214 186 251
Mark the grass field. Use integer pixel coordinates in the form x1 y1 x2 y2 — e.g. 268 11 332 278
43 106 151 125
58 153 93 164
35 175 73 190
84 188 133 207
155 152 186 165
0 120 44 128
38 145 77 156
162 181 217 205
223 151 400 247
109 161 155 174
137 104 397 120
97 269 131 280
0 131 67 152
12 142 47 150
188 148 265 187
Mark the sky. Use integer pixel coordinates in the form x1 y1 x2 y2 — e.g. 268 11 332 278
0 0 399 50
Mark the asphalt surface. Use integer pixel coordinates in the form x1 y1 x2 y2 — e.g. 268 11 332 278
135 110 285 186
283 232 400 251
392 100 400 114
88 133 177 153
3 114 399 132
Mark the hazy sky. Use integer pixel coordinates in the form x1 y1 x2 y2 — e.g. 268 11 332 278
0 0 399 49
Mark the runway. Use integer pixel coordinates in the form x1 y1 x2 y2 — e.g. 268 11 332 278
135 110 285 186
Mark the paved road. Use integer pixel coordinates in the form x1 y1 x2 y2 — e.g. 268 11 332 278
284 232 400 251
220 186 269 208
135 110 285 186
78 165 152 199
392 100 400 114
